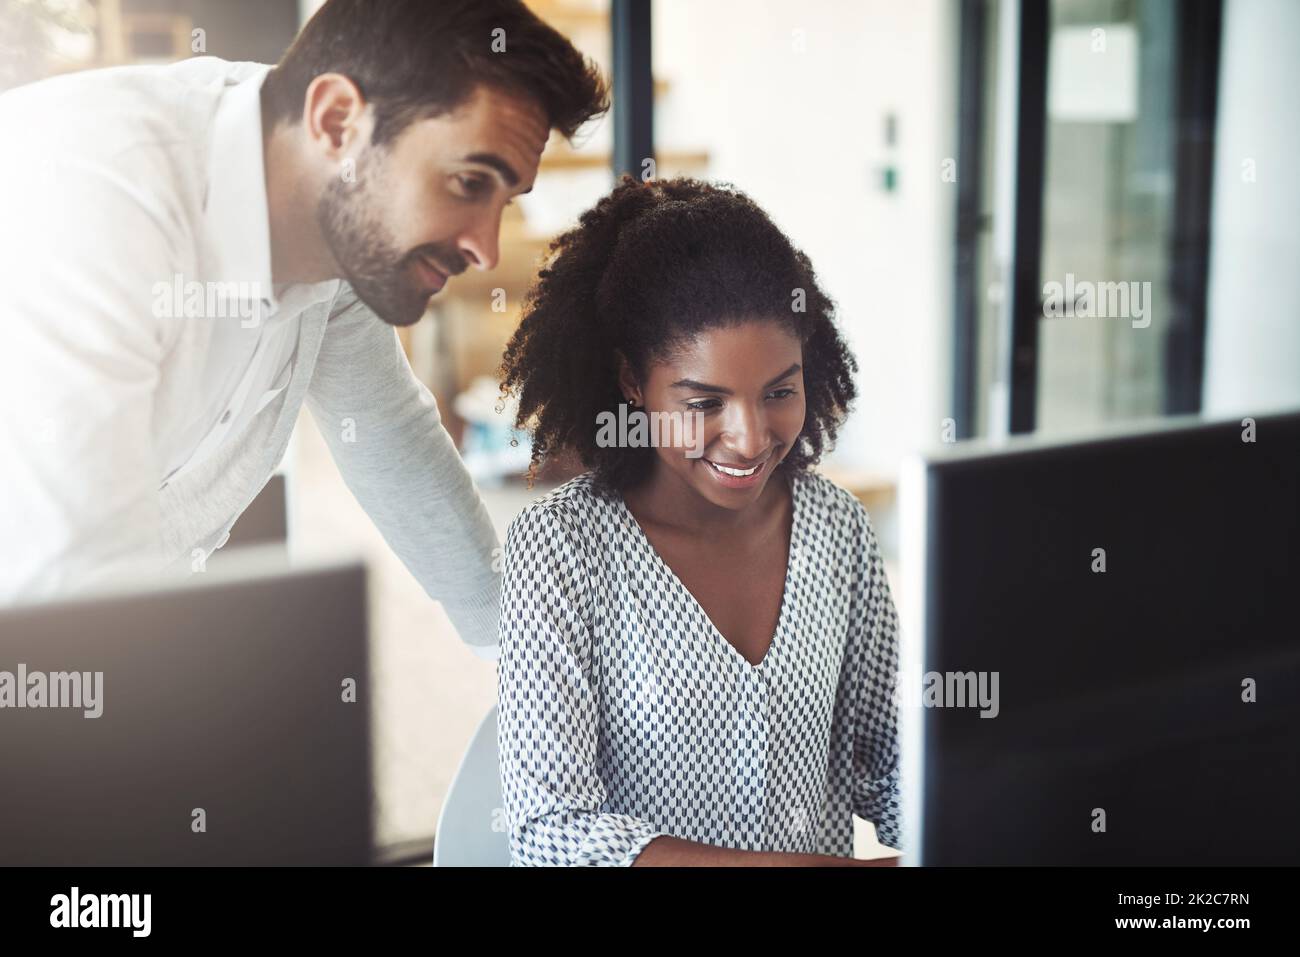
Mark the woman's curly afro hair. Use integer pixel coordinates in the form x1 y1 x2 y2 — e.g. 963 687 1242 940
499 175 858 491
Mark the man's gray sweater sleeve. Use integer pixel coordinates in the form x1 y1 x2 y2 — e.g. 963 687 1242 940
304 287 501 655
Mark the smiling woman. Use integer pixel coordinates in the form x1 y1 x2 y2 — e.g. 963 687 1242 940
500 175 857 491
494 176 903 867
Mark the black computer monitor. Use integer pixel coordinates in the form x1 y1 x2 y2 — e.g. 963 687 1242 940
0 551 372 865
899 409 1300 865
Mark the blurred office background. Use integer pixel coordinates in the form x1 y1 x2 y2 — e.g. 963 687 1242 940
4 0 1296 861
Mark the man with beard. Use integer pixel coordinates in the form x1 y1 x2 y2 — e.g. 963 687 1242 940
0 0 608 656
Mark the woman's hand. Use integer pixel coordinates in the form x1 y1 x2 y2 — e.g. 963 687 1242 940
633 836 901 866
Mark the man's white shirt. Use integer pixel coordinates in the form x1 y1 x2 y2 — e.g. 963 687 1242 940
0 57 502 655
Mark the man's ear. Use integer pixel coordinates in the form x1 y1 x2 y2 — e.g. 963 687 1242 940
302 72 371 158
615 351 642 406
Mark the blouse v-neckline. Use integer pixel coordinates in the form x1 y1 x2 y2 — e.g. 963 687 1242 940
614 470 803 672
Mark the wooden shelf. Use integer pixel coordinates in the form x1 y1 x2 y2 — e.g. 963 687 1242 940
541 145 710 172
91 0 195 66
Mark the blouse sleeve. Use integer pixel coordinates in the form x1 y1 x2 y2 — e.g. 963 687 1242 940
496 501 667 866
847 502 904 850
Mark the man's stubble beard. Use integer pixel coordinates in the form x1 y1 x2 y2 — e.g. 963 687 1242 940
316 148 431 327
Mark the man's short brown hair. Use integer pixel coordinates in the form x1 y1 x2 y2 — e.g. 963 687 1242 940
262 0 608 146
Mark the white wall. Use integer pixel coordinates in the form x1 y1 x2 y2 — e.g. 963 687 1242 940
654 0 958 475
1203 0 1300 415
